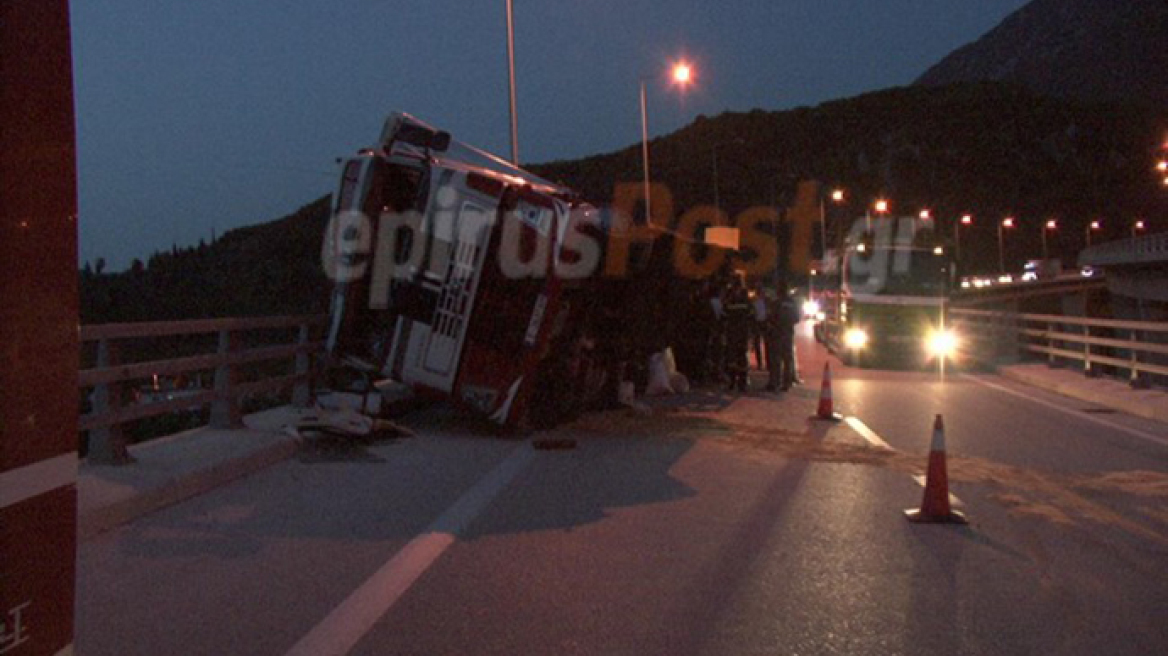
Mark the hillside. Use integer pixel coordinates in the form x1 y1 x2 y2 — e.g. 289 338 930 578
80 84 1167 323
916 0 1168 107
80 196 332 324
532 83 1165 269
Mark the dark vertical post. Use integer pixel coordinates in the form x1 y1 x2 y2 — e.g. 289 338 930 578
88 338 134 464
210 329 244 428
0 1 79 653
292 323 313 408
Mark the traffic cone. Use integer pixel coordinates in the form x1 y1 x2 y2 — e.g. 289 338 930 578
905 414 967 524
814 361 842 421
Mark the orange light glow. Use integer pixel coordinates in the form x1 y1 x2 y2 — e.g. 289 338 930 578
874 199 889 213
1045 219 1057 230
831 189 845 202
919 209 931 220
961 214 973 225
1090 220 1101 230
1002 217 1015 228
672 63 692 85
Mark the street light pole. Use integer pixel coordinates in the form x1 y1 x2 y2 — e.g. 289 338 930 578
640 77 651 224
1086 220 1101 247
998 217 1014 274
639 62 693 227
955 215 971 273
504 0 519 165
712 142 721 219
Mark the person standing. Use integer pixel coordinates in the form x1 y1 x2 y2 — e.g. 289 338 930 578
723 274 752 392
750 282 768 370
773 287 802 391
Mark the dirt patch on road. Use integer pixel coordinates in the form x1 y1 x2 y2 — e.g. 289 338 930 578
565 404 1168 545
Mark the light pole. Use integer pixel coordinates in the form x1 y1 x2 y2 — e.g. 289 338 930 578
639 62 692 226
1042 219 1057 261
955 214 972 271
504 0 519 165
869 198 889 234
1086 219 1101 247
998 217 1015 273
819 188 845 260
712 137 744 220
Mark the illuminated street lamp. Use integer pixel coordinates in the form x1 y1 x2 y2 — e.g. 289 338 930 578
919 208 932 221
819 187 846 259
867 198 889 233
1041 219 1058 260
998 217 1015 273
639 61 694 225
1086 219 1102 247
1132 219 1146 238
954 214 972 269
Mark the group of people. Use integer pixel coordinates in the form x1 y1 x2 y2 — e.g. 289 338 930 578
698 272 801 393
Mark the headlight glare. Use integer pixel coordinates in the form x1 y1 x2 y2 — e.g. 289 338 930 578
844 328 869 350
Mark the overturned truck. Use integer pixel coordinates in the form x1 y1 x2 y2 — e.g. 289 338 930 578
322 113 748 430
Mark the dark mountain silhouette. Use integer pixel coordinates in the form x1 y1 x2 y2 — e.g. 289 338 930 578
80 196 332 324
81 85 1167 324
532 82 1165 269
916 0 1168 107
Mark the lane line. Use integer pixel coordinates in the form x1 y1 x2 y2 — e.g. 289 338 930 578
845 416 963 506
285 443 536 656
843 416 892 450
961 374 1168 449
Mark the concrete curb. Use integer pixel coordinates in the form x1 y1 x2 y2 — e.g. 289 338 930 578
78 433 301 541
998 364 1168 424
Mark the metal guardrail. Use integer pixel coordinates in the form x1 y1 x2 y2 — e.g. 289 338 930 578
951 308 1168 386
1080 232 1168 267
79 315 328 464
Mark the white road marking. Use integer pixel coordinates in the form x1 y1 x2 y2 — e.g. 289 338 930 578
845 416 963 506
843 416 892 450
962 375 1168 449
284 443 536 656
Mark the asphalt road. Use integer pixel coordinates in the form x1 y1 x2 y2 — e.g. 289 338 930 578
76 330 1168 656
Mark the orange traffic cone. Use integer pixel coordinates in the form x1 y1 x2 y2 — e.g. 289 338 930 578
814 361 842 421
905 415 967 524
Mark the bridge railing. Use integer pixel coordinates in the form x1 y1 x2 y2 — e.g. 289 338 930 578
79 315 328 465
951 308 1168 387
1080 232 1168 267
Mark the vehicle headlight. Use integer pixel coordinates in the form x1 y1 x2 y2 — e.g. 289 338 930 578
844 328 869 350
802 300 820 317
926 330 959 358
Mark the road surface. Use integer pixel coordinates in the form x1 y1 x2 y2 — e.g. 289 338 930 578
77 328 1168 655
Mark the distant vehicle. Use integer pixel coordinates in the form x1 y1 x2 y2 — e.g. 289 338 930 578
818 234 956 367
1022 258 1062 281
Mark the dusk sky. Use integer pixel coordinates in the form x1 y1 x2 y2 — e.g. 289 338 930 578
72 0 1030 270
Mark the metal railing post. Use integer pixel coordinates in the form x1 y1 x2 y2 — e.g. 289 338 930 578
87 338 135 464
1083 324 1098 377
1047 321 1056 366
1129 328 1151 390
210 328 244 428
292 322 313 408
1000 311 1020 364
